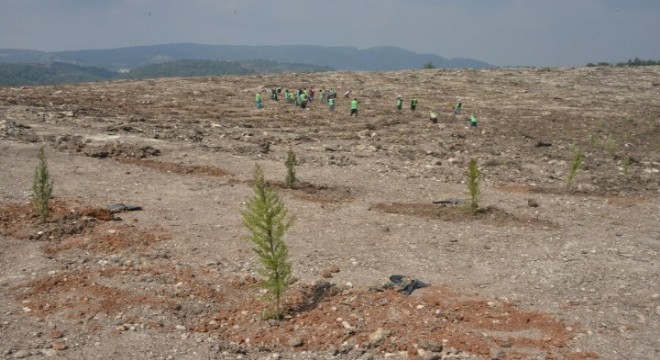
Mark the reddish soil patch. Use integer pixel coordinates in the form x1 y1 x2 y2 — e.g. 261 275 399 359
0 200 115 241
117 158 230 176
280 181 355 204
43 222 169 255
371 202 559 229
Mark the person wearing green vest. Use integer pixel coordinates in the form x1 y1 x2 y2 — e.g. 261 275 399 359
255 92 262 109
328 97 335 112
469 115 478 127
410 97 418 111
396 96 403 110
454 100 463 115
300 92 308 109
350 98 359 117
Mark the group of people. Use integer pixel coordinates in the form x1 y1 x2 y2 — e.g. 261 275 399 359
256 87 477 126
256 86 361 116
395 95 418 111
397 96 477 127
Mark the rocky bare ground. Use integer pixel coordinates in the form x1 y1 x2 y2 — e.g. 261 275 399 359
0 66 659 359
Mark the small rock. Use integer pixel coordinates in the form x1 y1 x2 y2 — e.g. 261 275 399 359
13 350 30 359
40 348 57 357
342 321 354 330
418 348 441 360
367 328 389 347
491 349 505 360
288 337 303 347
51 341 67 351
175 325 186 331
637 315 646 324
419 340 443 352
50 330 64 339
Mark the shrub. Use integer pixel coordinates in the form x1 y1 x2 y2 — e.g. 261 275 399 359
285 149 297 188
32 146 54 223
466 159 481 214
241 164 294 320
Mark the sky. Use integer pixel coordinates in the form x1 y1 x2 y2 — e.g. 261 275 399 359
1 0 659 67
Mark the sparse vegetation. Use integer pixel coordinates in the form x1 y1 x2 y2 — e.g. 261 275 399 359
422 61 436 69
241 164 294 320
285 149 297 188
605 135 617 160
466 159 482 215
32 146 54 223
566 145 584 191
587 58 660 67
621 156 631 182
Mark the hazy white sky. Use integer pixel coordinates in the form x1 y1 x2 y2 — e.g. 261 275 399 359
1 0 659 67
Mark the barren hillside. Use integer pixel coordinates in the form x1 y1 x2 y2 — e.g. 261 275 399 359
1 67 659 359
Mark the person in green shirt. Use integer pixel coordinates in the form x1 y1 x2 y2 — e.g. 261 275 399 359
255 92 262 109
469 115 478 127
454 100 463 115
300 92 308 109
350 98 359 116
396 96 403 110
328 97 335 112
410 97 418 111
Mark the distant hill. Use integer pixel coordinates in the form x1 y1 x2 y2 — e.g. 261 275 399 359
0 59 333 87
0 43 492 71
0 62 116 86
122 59 332 80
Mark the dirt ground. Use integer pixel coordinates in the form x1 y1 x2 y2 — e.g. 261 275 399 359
0 66 658 359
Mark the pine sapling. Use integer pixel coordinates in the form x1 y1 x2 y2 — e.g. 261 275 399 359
33 146 54 223
241 164 294 320
285 149 297 188
566 145 584 191
621 155 631 182
466 159 481 215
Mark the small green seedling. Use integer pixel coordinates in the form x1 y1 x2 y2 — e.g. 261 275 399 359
33 146 54 223
466 159 482 215
566 145 584 191
285 149 297 188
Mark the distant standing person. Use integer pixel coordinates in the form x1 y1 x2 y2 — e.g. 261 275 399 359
469 115 478 127
255 92 262 109
396 95 403 110
300 92 308 109
410 97 418 111
350 98 359 116
328 97 335 112
454 100 463 115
